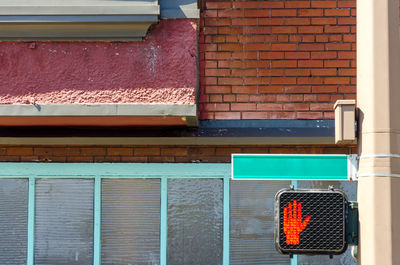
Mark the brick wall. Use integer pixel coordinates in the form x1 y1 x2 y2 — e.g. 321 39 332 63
0 145 356 163
199 0 356 120
0 1 359 163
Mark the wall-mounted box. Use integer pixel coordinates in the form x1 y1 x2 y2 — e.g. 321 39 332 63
334 100 356 144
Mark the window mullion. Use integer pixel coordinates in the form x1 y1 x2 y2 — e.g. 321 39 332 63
93 176 102 265
27 176 35 265
160 177 168 265
223 176 230 265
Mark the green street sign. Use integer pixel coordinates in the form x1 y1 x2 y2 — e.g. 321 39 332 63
232 154 356 180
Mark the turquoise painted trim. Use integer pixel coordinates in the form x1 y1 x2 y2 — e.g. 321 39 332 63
0 163 231 265
232 154 348 180
291 180 298 189
223 176 230 265
101 175 224 179
160 177 168 265
101 176 162 179
0 163 231 177
93 176 101 265
33 176 96 179
291 254 298 265
290 180 298 265
0 175 28 178
27 176 35 265
24 175 225 179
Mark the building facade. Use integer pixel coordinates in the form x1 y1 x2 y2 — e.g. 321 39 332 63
0 0 359 264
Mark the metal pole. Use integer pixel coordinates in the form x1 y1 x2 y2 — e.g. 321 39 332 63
357 0 400 263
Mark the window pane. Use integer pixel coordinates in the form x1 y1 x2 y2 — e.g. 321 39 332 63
35 179 94 265
296 180 357 265
0 179 28 264
230 180 290 265
167 179 223 265
101 179 160 265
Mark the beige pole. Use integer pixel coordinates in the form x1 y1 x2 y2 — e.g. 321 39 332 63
357 0 400 264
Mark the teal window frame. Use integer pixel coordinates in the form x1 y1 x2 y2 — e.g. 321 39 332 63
0 163 231 265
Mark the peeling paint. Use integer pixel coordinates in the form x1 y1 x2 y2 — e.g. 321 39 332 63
146 42 158 75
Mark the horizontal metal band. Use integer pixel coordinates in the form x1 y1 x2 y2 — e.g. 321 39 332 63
359 154 400 159
357 173 400 178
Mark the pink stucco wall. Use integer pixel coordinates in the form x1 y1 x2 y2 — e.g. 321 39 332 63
0 19 197 105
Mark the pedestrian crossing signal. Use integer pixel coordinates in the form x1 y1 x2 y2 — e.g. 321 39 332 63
275 188 348 256
283 200 311 245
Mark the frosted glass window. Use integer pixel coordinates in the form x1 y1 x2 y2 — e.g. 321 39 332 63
296 180 357 265
0 179 28 264
101 179 160 265
230 180 290 265
167 179 223 265
35 179 94 265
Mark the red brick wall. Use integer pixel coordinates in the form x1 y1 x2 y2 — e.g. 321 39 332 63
199 0 356 120
0 145 356 163
0 1 359 162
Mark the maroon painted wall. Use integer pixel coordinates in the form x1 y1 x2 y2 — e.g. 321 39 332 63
0 19 198 105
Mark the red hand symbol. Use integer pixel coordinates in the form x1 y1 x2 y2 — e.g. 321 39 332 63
283 200 311 245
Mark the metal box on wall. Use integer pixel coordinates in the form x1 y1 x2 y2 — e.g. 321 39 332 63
334 100 356 144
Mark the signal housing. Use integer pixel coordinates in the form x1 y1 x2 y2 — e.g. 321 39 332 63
275 188 348 256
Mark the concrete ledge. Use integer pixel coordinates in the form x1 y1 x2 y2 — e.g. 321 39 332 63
0 1 160 40
0 21 157 41
0 104 197 116
0 3 160 16
0 104 198 127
